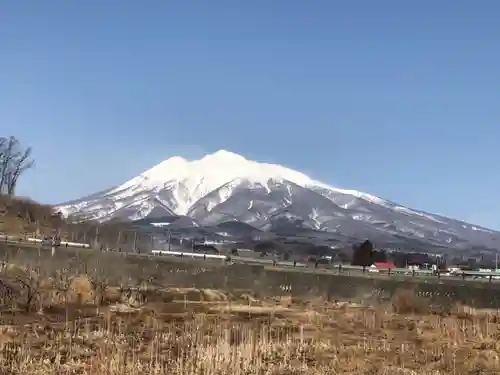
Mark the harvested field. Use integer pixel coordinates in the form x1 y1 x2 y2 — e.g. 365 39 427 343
0 248 499 374
0 285 499 373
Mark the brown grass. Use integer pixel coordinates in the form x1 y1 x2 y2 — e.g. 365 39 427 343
0 247 499 374
0 272 498 375
68 275 94 304
0 195 60 236
391 287 430 314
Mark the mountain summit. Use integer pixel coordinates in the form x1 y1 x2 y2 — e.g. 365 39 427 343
57 150 498 250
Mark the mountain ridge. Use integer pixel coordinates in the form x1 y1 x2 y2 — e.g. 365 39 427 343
57 150 498 250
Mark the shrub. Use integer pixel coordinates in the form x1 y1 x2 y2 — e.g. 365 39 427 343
391 288 429 314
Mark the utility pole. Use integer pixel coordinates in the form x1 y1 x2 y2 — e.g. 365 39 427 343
133 231 138 253
116 230 122 250
168 229 171 252
94 226 100 249
164 228 171 252
52 219 60 257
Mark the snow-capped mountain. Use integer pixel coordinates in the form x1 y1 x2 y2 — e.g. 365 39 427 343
57 150 499 250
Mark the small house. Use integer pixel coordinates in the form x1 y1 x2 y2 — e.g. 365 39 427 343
373 261 396 269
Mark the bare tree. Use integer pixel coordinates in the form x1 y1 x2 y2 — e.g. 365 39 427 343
0 136 35 196
53 268 74 325
89 266 109 310
9 265 43 312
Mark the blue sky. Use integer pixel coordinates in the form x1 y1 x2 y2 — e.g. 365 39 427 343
1 1 499 229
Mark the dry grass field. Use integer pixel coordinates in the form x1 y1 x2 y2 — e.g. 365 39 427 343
0 258 499 375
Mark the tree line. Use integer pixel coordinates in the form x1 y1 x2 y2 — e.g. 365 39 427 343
0 136 33 196
351 240 387 266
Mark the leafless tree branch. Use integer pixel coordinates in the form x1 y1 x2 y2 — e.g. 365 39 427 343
0 136 35 196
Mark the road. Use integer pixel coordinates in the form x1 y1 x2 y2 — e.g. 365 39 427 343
145 252 500 284
3 235 499 284
0 234 91 249
228 256 500 283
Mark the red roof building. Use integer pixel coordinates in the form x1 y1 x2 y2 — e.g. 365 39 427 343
374 261 396 269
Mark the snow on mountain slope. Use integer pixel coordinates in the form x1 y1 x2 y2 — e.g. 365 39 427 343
57 150 499 249
59 150 331 218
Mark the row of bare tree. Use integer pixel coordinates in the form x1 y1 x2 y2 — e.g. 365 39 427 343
0 136 34 196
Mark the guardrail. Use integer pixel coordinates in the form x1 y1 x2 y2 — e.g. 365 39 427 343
337 264 432 275
229 258 500 282
0 234 91 248
3 235 500 282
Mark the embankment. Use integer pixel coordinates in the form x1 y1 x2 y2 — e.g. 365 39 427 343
2 245 500 309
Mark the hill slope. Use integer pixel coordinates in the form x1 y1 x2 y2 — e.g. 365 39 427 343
0 195 61 235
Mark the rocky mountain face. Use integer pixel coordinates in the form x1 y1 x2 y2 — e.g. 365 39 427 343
57 150 499 251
